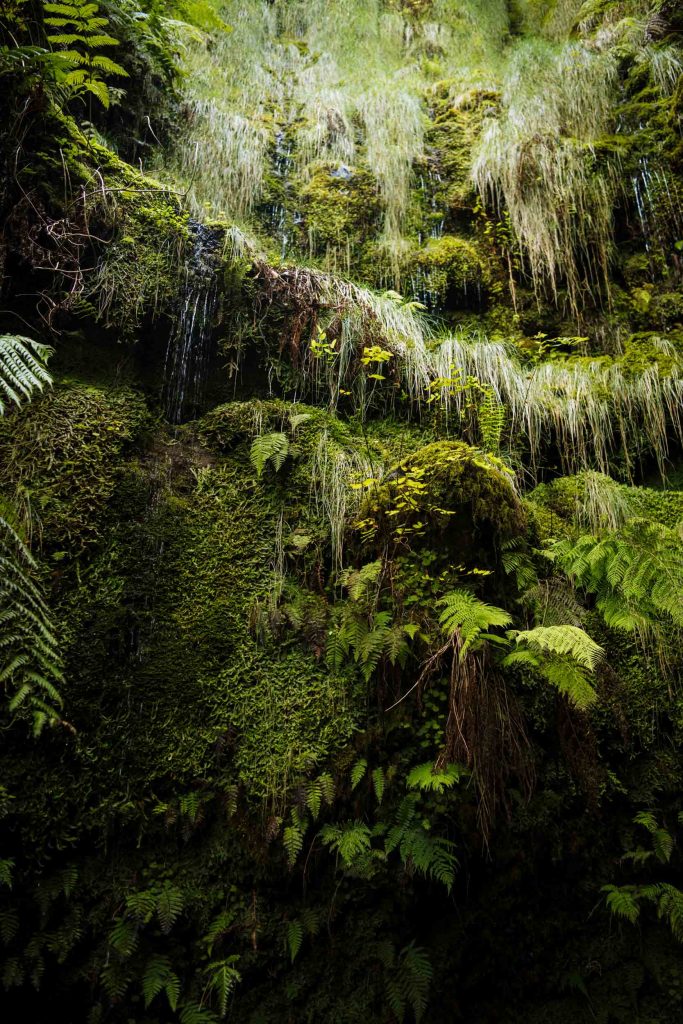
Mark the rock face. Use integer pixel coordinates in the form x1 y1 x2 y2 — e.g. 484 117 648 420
1 1 683 1022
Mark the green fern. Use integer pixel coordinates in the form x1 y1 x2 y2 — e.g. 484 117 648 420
406 762 464 793
142 954 180 1010
202 910 236 956
44 0 128 108
0 335 53 414
438 590 512 659
556 521 683 654
283 808 307 866
286 920 304 962
108 918 138 958
156 882 184 934
340 560 383 602
385 796 457 892
179 1001 220 1024
1 516 63 733
602 884 640 923
204 957 241 1015
0 908 19 945
511 625 603 669
372 766 385 805
504 625 602 710
0 859 14 889
320 821 372 867
250 432 289 477
350 757 368 790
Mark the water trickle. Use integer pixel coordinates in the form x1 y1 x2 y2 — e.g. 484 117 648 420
164 222 221 424
266 129 299 259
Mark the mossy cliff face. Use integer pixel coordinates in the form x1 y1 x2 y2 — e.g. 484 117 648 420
2 0 683 1022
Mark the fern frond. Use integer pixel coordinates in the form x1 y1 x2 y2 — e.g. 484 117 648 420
250 432 289 477
406 762 463 793
438 590 512 659
350 757 367 790
0 335 53 413
156 882 184 934
602 884 640 923
320 821 372 867
512 625 603 671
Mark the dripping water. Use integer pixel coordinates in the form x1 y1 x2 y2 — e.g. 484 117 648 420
164 222 220 423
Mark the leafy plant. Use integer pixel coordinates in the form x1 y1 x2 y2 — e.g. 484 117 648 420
0 335 53 415
0 515 63 733
44 0 128 108
555 520 683 657
438 590 512 659
250 431 289 477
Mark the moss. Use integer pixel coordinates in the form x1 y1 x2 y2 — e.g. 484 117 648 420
0 378 149 553
620 330 683 375
299 163 382 255
361 440 525 558
425 82 499 216
415 233 489 302
527 473 683 534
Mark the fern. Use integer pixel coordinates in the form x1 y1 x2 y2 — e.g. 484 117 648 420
179 1001 220 1024
0 859 14 889
385 796 457 892
283 808 307 866
556 521 683 656
205 957 241 1015
512 625 603 671
350 757 368 790
125 889 157 923
438 590 512 659
142 955 180 1010
108 918 138 958
156 882 184 934
406 762 464 793
286 920 304 962
202 910 236 956
372 766 385 805
44 0 128 108
0 335 53 414
250 432 289 477
0 908 19 945
0 516 63 733
320 821 372 867
602 884 640 924
340 560 383 602
504 625 603 710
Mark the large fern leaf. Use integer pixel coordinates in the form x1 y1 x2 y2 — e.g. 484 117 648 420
0 335 53 414
438 590 512 659
250 432 289 477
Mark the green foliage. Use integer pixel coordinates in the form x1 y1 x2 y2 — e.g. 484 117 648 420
556 519 683 651
320 821 373 868
383 941 433 1024
350 757 368 790
505 624 603 709
142 954 180 1010
205 957 241 1015
438 590 512 659
406 762 464 793
250 432 290 477
43 0 128 108
0 515 64 733
283 808 307 866
0 336 53 414
385 795 458 892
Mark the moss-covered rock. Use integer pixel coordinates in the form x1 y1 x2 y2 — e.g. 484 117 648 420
414 233 489 304
360 440 525 558
0 379 149 552
299 163 381 257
